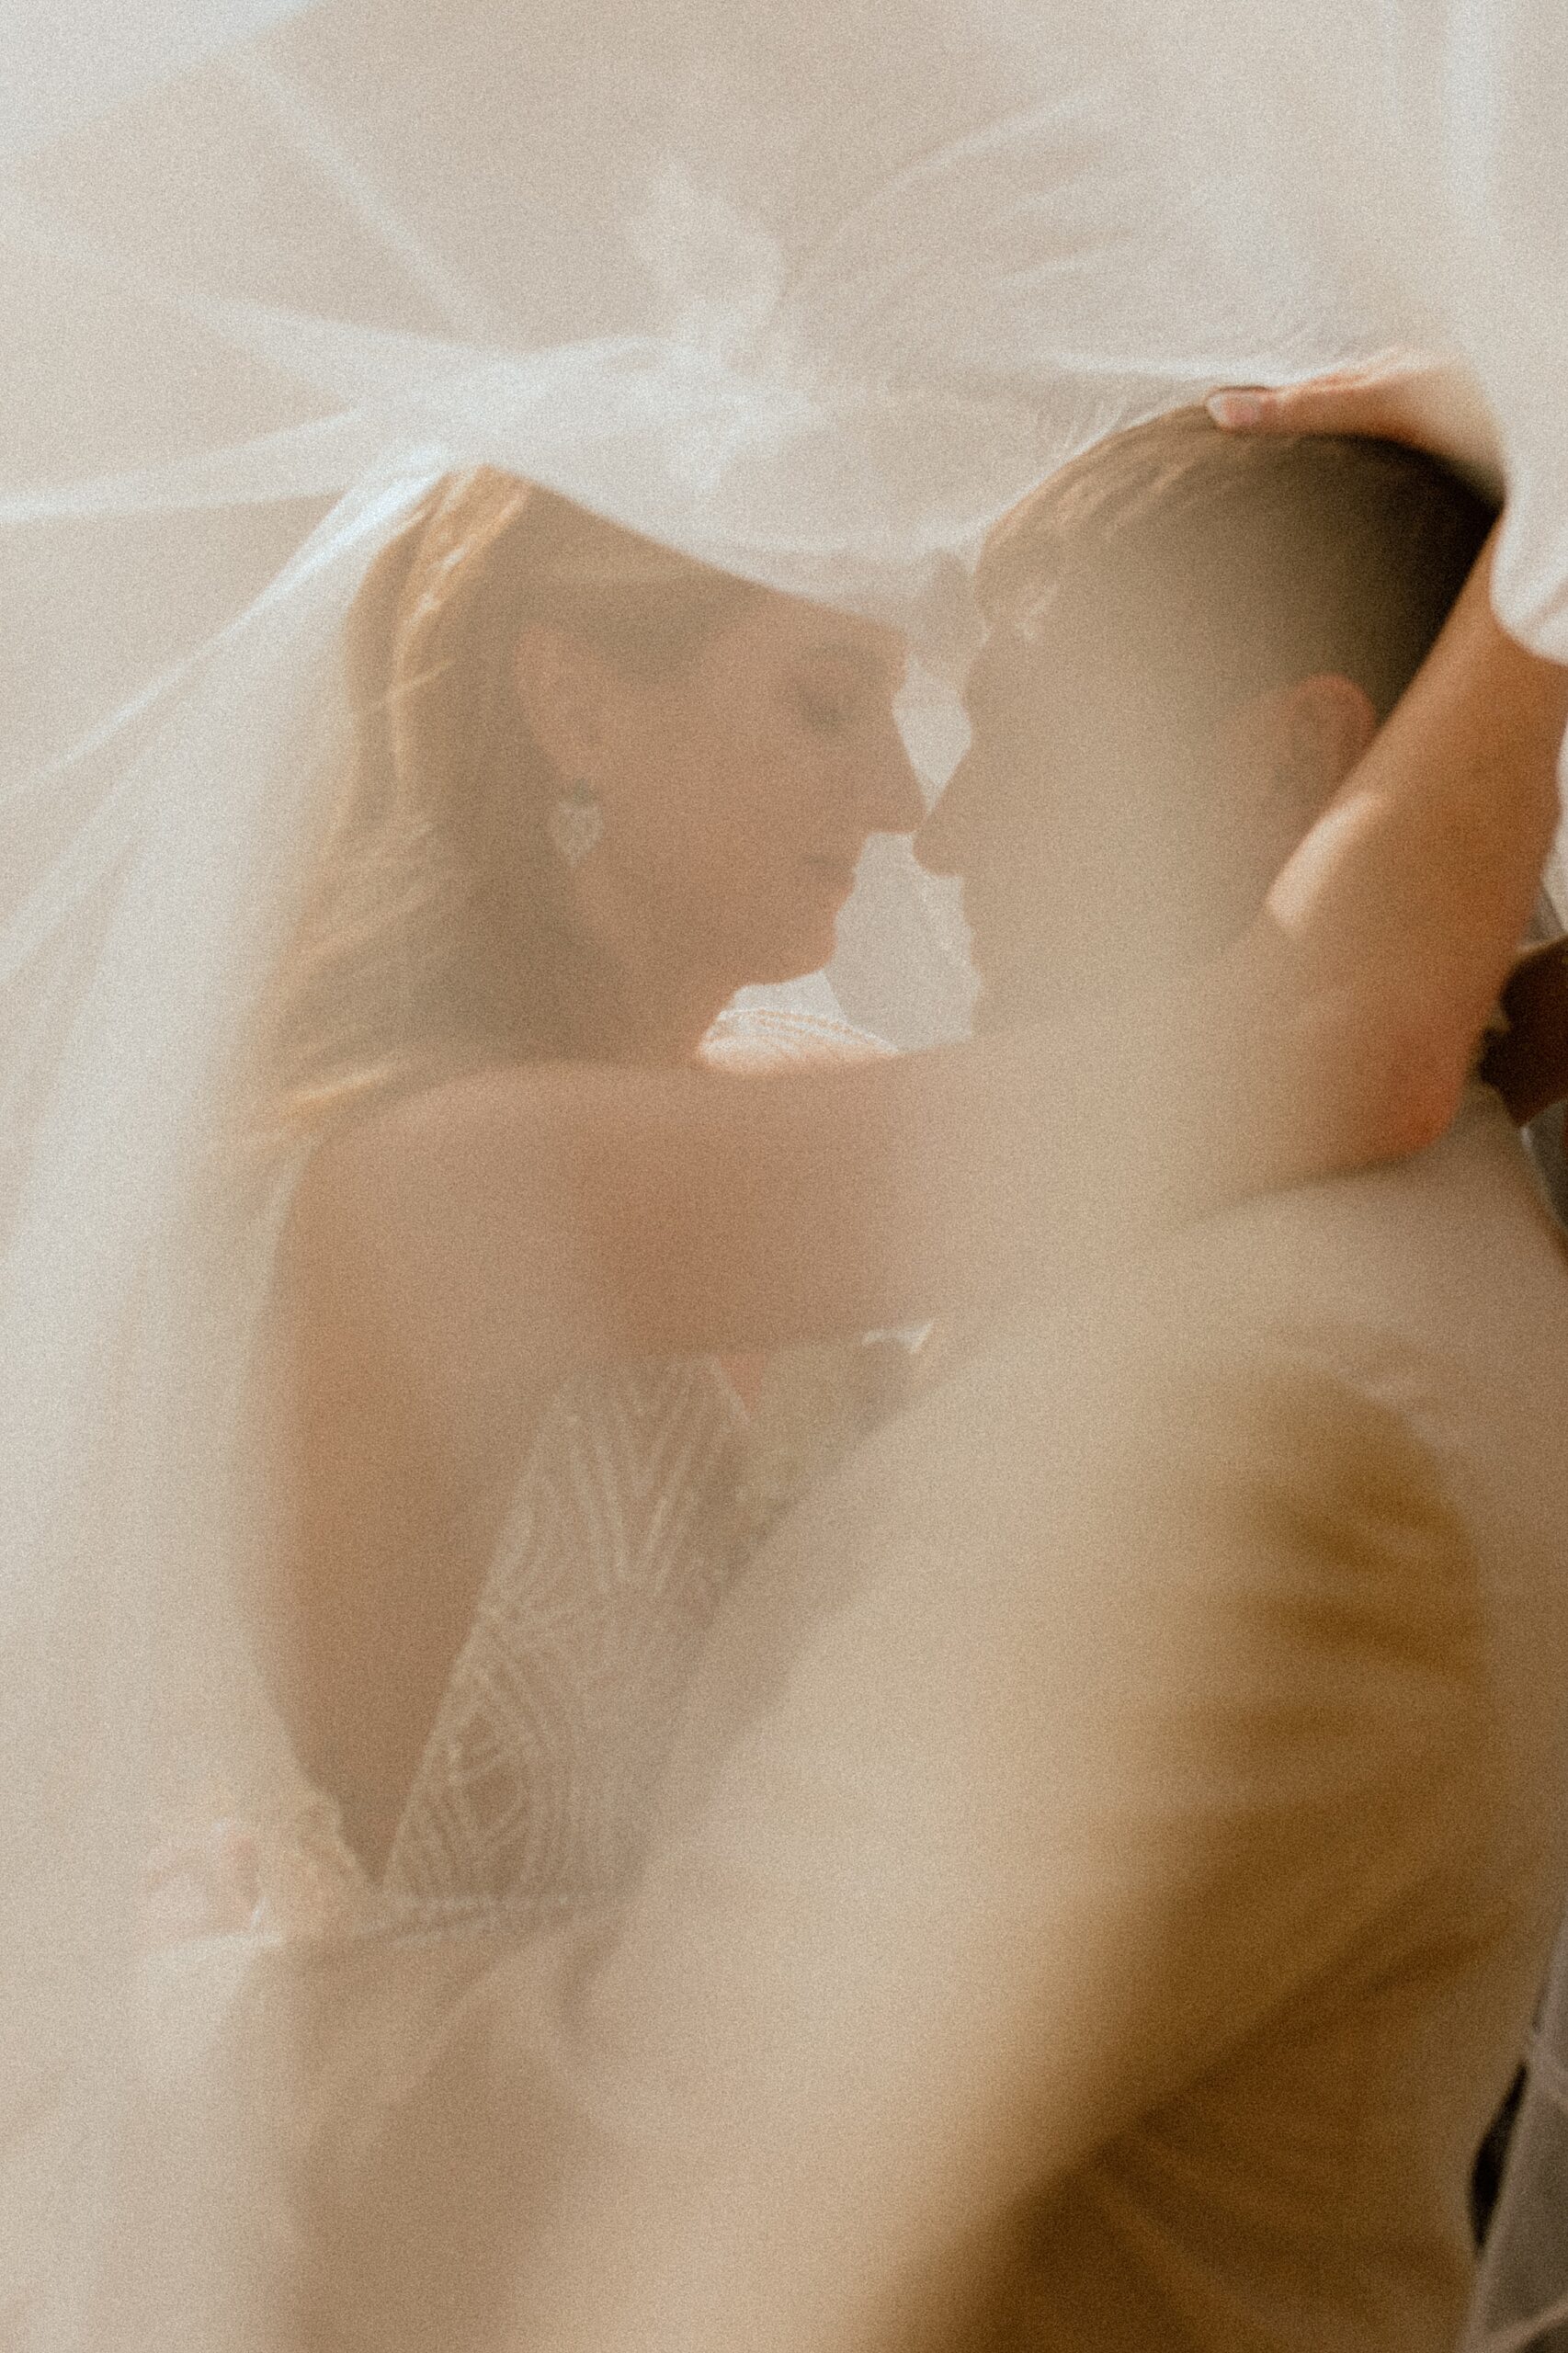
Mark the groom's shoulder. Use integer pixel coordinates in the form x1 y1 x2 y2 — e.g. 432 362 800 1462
1144 1080 1568 1364
1072 1081 1568 1556
939 1085 1568 1576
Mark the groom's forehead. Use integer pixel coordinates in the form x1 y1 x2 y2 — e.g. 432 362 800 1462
964 609 1095 732
965 620 1048 713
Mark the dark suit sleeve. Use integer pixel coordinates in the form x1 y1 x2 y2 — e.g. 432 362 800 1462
340 1324 1485 2352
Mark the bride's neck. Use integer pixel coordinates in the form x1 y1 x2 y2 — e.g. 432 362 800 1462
594 932 740 1067
627 992 729 1066
570 951 733 1068
563 857 747 1066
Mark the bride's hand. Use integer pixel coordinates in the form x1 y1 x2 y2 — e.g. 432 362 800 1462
1206 354 1505 496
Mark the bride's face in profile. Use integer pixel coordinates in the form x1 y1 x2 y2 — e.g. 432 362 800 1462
522 595 925 995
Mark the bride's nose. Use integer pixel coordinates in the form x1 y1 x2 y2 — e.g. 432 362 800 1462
858 722 929 837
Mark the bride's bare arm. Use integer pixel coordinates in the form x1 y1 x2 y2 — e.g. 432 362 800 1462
290 1028 1062 1369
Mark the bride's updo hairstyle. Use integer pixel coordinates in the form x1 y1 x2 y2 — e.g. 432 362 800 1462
263 469 763 1132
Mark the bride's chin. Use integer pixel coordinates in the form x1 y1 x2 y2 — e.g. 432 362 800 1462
744 941 835 988
741 915 843 988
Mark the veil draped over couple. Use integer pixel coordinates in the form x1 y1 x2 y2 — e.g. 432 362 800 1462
6 1 1568 2347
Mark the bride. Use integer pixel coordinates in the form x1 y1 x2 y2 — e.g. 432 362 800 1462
234 466 926 1916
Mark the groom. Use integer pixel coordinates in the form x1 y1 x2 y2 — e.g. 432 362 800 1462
324 416 1568 2352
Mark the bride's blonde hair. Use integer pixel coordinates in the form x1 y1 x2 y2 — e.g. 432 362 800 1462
260 470 761 1135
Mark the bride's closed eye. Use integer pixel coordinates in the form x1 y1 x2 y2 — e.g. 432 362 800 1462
787 633 906 742
795 686 865 736
790 662 885 739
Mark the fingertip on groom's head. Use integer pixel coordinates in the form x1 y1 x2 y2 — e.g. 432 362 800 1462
929 405 1497 1017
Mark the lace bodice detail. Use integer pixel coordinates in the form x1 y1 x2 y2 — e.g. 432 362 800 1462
372 1356 746 1918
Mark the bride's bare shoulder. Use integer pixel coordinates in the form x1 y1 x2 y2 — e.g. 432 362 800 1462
270 1059 588 1411
284 1057 588 1239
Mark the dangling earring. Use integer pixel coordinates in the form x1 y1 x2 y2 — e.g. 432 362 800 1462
549 779 605 870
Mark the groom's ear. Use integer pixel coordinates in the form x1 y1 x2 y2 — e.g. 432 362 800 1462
1220 672 1380 818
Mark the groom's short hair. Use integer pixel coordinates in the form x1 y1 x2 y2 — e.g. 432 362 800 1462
974 404 1497 741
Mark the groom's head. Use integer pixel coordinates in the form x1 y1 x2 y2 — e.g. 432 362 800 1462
918 407 1496 1024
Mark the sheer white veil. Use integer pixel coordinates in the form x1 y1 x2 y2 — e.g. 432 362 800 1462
3 1 1567 2344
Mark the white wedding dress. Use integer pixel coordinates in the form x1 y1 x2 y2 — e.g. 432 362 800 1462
249 1352 748 1937
376 1357 747 1916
